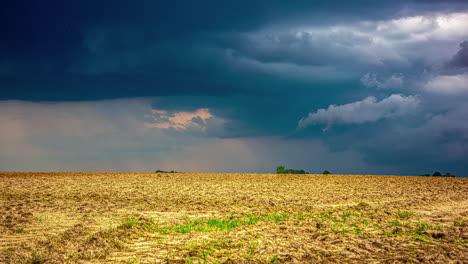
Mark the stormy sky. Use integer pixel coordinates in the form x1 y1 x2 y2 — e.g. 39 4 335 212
2 1 468 175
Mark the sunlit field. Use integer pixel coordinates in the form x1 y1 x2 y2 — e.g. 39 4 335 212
1 172 467 263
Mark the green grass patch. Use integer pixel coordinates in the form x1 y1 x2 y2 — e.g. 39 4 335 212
330 226 348 233
272 214 288 223
353 227 363 235
396 211 412 219
294 212 311 220
389 221 403 227
206 219 240 231
244 214 260 225
342 212 352 219
157 213 287 235
415 222 432 233
270 255 279 263
410 233 432 243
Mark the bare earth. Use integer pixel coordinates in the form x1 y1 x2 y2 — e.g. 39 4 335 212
0 172 467 263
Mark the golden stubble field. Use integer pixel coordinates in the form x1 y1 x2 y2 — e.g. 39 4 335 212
0 172 467 263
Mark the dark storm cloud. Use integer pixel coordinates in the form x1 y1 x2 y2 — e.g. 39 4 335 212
449 41 468 68
2 0 468 100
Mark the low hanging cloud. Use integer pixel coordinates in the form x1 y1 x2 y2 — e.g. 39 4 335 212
424 73 468 95
298 94 420 129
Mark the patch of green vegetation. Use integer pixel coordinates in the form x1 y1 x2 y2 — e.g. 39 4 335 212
330 226 348 233
156 213 288 235
173 219 201 234
206 219 241 231
410 233 432 243
15 227 24 233
270 255 279 263
415 222 432 233
272 214 288 223
244 214 260 225
389 221 403 227
396 211 413 219
295 213 305 220
342 212 352 219
353 227 363 235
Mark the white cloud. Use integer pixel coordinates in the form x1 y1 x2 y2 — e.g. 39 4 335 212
424 73 468 95
298 94 420 129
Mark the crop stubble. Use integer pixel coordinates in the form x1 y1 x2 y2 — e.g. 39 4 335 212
0 172 467 263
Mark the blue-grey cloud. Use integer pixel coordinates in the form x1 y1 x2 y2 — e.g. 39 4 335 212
449 41 468 68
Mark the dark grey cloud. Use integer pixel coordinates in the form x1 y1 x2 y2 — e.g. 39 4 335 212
2 0 468 101
449 41 468 68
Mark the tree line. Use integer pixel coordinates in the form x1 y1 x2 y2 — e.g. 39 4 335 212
420 172 455 177
276 166 331 175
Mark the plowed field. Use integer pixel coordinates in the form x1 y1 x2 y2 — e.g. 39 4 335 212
1 172 467 263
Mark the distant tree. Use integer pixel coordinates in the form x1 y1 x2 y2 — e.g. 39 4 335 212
276 166 286 174
276 166 308 174
323 170 330 174
155 170 178 173
432 172 442 176
443 172 455 177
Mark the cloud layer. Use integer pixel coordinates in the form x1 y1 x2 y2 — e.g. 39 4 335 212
298 94 420 129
